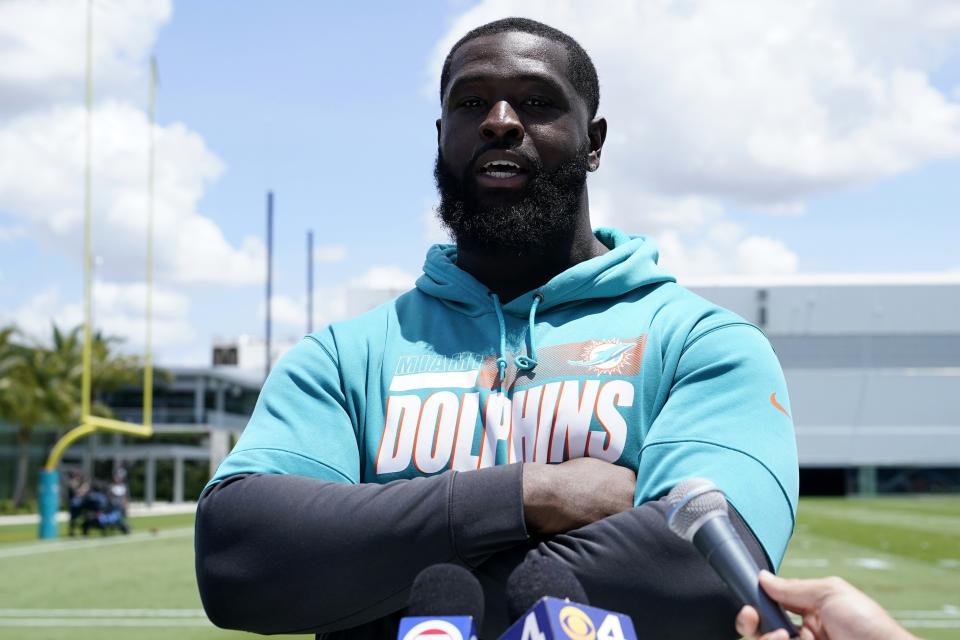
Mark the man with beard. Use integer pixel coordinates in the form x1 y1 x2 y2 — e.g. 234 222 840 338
196 18 798 640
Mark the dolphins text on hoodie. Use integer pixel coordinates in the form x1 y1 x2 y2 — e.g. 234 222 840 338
210 228 799 567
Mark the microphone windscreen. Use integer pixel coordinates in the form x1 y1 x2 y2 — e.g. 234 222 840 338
665 477 727 541
506 555 589 622
407 563 484 625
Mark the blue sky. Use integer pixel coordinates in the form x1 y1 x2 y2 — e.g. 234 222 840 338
1 0 958 366
150 1 457 353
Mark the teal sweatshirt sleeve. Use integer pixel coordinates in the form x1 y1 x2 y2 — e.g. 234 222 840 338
197 331 531 634
208 331 360 486
634 323 799 568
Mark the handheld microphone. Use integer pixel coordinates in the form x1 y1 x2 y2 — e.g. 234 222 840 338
500 556 636 640
397 563 483 640
666 478 799 638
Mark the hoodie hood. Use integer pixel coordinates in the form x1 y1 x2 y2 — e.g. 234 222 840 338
416 227 676 318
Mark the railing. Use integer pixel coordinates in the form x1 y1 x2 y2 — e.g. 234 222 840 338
112 408 249 430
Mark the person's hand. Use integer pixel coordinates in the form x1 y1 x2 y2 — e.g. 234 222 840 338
735 570 918 640
522 458 636 535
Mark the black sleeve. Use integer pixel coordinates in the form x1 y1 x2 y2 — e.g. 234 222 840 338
194 464 528 635
472 497 771 639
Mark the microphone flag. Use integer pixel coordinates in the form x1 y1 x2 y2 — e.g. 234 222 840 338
398 563 483 640
498 596 636 640
398 616 478 640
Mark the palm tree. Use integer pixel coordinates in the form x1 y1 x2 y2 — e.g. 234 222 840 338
1 326 73 507
0 326 17 390
0 326 22 427
0 324 144 508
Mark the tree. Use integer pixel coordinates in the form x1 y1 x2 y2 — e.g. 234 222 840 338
0 327 22 424
0 324 144 508
0 326 71 507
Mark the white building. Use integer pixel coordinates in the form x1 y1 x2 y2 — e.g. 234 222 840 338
212 334 298 375
687 273 960 493
43 273 956 501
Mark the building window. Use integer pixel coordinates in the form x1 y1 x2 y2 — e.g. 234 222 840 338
213 346 238 366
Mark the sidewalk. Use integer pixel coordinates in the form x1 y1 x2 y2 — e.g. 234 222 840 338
0 502 197 526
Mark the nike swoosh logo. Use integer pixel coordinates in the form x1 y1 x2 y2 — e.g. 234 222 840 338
770 392 790 418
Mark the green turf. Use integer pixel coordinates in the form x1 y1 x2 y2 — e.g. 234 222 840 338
781 497 960 640
0 513 197 546
0 513 298 640
0 497 957 639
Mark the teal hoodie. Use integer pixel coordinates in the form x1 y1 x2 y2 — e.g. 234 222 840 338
210 228 798 567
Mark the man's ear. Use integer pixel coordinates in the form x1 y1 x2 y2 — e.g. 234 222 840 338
436 119 442 147
587 116 607 172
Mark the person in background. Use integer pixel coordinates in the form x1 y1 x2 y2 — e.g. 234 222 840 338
108 466 129 516
66 470 89 537
736 570 920 640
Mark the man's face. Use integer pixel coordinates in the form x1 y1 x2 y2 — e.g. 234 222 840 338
435 31 603 254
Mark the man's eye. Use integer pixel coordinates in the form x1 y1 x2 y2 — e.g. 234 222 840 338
526 97 552 108
459 98 485 108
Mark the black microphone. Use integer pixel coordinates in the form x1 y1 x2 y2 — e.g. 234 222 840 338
398 563 483 640
666 478 799 638
501 556 636 640
505 556 589 622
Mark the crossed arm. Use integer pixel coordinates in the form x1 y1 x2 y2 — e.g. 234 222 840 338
196 324 793 638
195 457 767 639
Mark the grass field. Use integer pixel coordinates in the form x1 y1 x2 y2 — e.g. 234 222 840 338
0 496 957 640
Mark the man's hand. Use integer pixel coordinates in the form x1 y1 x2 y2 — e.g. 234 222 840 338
522 458 636 535
735 571 919 640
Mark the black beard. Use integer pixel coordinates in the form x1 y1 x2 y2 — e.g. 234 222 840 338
434 144 590 255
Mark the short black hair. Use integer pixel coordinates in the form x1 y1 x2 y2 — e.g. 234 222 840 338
439 17 600 119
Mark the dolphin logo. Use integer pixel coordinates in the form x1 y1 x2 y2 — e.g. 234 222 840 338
569 342 636 368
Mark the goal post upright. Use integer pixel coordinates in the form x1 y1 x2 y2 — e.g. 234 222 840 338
143 56 157 432
39 0 158 538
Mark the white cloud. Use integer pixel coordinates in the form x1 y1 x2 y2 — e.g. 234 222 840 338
349 265 418 291
0 0 264 287
2 280 196 356
1 289 81 337
431 0 960 275
263 290 349 333
0 0 171 118
735 236 799 275
313 245 347 263
343 266 419 318
94 280 189 318
656 225 800 281
422 203 451 245
0 101 265 286
590 187 724 236
268 294 308 329
431 0 960 206
0 225 27 243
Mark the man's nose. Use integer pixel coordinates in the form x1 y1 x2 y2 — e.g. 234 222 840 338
479 101 524 143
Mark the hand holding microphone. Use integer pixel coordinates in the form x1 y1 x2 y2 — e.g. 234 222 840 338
736 571 920 640
666 478 799 639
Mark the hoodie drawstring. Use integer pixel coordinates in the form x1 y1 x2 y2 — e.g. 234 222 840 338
514 292 542 371
490 293 509 392
489 292 542 392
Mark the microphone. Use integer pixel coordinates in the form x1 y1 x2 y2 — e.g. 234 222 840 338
398 563 483 640
500 556 636 640
666 478 799 638
506 555 589 622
